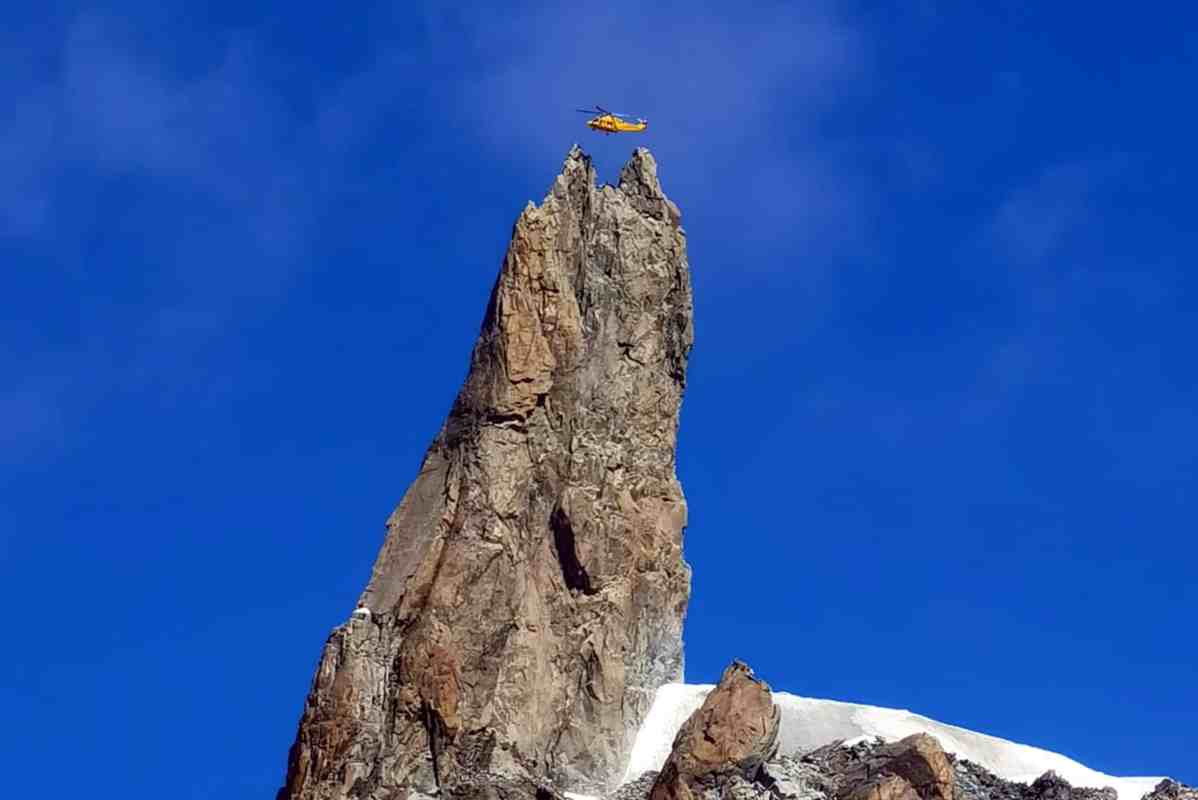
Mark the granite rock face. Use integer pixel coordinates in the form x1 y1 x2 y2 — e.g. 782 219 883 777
277 146 694 799
649 661 781 800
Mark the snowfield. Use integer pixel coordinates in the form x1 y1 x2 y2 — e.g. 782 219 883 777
623 684 1164 800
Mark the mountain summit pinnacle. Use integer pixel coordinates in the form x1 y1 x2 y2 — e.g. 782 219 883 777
277 147 694 799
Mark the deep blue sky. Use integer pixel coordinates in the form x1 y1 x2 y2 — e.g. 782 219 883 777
2 2 1194 796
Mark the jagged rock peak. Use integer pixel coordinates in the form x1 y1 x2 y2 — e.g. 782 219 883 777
619 148 665 195
278 146 694 800
544 146 679 224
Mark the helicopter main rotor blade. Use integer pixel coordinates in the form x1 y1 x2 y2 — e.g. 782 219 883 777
573 105 645 119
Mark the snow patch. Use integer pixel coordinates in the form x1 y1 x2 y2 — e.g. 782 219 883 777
623 684 1164 800
624 684 710 781
840 734 878 747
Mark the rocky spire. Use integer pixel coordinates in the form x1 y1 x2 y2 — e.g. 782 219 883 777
278 147 694 799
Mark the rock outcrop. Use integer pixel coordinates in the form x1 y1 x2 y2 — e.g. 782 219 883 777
277 146 694 799
1025 773 1116 800
1140 783 1198 800
628 737 1189 800
844 735 956 800
753 734 956 800
649 661 781 800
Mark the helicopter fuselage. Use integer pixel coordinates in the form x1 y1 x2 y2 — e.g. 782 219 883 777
586 114 647 133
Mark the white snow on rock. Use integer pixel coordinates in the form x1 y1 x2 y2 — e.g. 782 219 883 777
623 684 1164 800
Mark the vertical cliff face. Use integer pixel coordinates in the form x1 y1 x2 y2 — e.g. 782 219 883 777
278 146 694 799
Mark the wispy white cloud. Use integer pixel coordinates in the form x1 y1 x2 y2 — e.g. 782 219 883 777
452 3 862 128
0 4 870 460
960 157 1144 423
0 90 60 234
0 15 294 263
63 16 303 257
0 13 426 461
0 12 425 247
443 1 871 255
0 376 66 450
987 159 1124 266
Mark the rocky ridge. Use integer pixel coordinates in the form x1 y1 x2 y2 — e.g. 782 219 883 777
615 730 1193 800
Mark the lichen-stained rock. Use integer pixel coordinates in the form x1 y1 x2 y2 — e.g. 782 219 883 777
277 146 694 800
649 661 781 800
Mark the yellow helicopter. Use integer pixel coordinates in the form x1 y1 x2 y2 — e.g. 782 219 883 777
575 105 648 134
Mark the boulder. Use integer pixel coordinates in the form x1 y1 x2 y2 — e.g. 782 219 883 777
872 735 955 800
649 661 781 800
828 734 954 800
